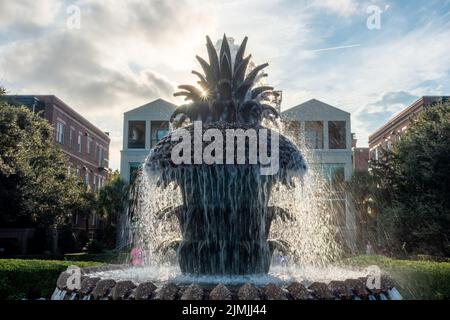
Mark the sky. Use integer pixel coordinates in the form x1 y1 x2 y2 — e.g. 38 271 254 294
0 0 449 170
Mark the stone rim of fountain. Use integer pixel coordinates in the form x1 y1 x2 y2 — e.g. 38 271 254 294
52 266 402 300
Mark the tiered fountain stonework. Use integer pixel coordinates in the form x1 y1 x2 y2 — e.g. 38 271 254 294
53 35 402 300
52 265 402 300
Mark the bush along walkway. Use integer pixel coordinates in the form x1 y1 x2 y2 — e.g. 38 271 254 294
0 259 102 300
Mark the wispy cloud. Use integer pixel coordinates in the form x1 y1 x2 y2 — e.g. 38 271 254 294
308 44 361 52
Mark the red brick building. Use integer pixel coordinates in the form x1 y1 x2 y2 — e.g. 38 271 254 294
369 96 449 161
5 95 110 239
352 134 369 172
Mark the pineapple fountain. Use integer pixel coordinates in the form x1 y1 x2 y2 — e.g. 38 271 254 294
52 35 402 300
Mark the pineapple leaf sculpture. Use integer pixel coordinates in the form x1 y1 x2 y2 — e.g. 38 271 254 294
171 35 280 127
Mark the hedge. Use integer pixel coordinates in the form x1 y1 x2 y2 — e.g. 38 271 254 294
64 252 129 263
8 251 128 264
346 255 450 299
0 259 102 300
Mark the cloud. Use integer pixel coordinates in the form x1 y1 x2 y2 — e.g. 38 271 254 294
0 33 174 110
311 0 360 17
0 0 61 34
353 91 418 134
367 91 418 112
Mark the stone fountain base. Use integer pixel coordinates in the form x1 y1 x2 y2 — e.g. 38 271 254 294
51 266 402 300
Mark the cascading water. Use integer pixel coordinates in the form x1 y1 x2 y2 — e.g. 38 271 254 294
128 123 344 278
126 35 345 278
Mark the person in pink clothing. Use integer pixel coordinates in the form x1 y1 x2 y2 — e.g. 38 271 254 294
130 247 145 266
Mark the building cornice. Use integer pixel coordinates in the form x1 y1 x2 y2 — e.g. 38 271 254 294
368 97 424 144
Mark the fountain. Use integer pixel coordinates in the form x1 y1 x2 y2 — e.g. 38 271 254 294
52 35 402 300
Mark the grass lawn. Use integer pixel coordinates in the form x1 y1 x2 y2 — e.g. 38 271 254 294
346 255 450 300
0 259 103 300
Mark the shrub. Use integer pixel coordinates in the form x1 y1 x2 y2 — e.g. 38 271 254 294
0 259 101 300
86 239 105 254
64 251 128 264
373 103 450 256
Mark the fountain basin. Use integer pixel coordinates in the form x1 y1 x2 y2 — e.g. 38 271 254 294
52 265 402 300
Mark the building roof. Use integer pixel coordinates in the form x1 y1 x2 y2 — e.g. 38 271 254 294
4 94 110 141
281 98 350 119
368 96 449 143
124 98 177 116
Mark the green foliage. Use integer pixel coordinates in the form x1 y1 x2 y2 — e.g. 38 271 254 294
96 170 128 248
97 170 127 222
347 255 450 299
345 171 378 249
0 101 89 230
0 259 102 300
86 239 105 254
373 102 450 256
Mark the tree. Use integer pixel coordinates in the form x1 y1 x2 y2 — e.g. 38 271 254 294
346 171 377 250
96 170 127 248
374 102 450 256
0 94 89 251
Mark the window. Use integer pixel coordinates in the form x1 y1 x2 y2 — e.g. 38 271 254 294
93 175 97 192
69 127 75 147
316 164 346 191
284 120 301 142
150 121 170 148
96 145 104 167
387 140 393 151
329 165 345 190
305 121 324 149
76 167 80 176
129 162 141 184
77 134 82 152
328 121 346 149
56 122 65 144
156 129 169 143
85 172 89 185
87 137 93 155
128 121 146 149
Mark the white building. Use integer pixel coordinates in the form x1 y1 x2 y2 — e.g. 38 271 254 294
282 99 353 180
282 99 356 251
120 98 176 183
